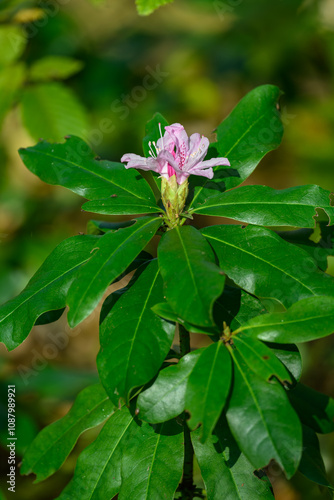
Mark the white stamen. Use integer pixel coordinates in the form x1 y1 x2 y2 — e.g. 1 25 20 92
158 122 164 149
148 141 157 158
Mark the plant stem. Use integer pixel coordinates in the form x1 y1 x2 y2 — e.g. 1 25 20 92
178 324 195 499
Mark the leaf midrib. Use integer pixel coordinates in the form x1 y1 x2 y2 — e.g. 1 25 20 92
204 232 315 297
230 351 282 464
124 266 161 398
26 148 151 201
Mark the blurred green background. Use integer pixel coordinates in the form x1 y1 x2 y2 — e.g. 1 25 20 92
1 0 334 498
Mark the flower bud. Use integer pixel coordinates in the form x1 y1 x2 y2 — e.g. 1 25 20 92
161 176 189 228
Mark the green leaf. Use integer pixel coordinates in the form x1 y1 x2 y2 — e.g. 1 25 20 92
226 349 302 478
57 405 133 500
152 287 266 336
158 226 225 327
28 56 84 82
137 350 202 423
264 343 302 382
0 235 99 350
191 185 334 228
19 135 155 201
143 112 169 157
136 0 174 16
152 301 219 335
119 419 183 500
82 196 163 215
0 63 25 127
288 383 334 434
21 82 89 142
214 286 266 331
67 216 162 327
192 417 275 500
232 333 292 385
299 425 333 489
21 384 115 483
189 85 283 206
87 219 136 235
185 341 232 442
34 308 65 326
202 224 334 309
97 260 175 405
0 25 27 66
276 223 334 272
238 296 334 343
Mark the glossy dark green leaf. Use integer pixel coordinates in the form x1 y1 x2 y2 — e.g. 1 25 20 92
82 196 163 215
19 135 155 201
137 350 202 423
151 301 219 335
232 333 292 385
21 384 115 483
276 223 334 272
238 296 334 343
28 56 84 81
288 383 334 434
202 224 334 308
34 308 65 326
20 82 89 142
264 343 302 382
0 235 99 350
67 216 161 327
191 185 334 228
97 260 175 405
226 349 302 478
142 112 169 157
158 226 225 327
214 286 266 331
299 425 333 489
189 85 283 206
87 219 136 235
192 417 274 500
185 341 232 442
57 405 133 500
119 419 183 500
